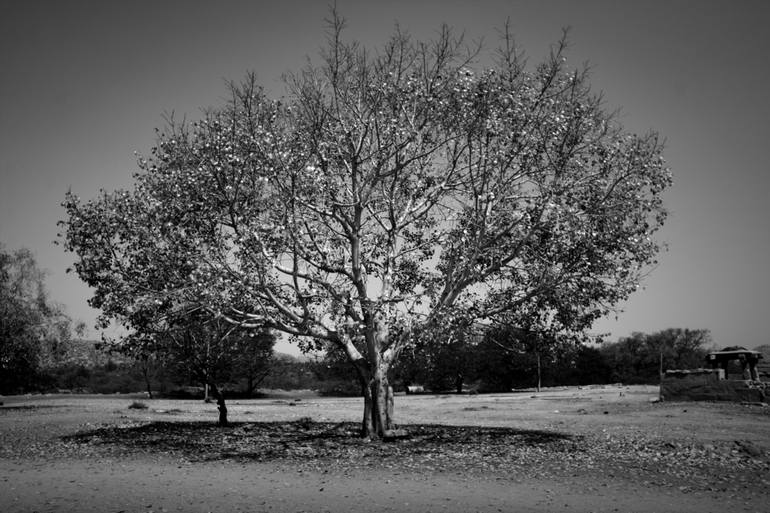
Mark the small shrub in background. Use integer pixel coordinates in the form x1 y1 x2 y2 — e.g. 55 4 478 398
293 416 314 430
128 401 148 410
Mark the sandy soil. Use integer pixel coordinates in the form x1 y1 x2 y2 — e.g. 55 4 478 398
1 385 769 513
2 457 752 513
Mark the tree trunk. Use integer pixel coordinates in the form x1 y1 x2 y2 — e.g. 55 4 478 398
217 395 228 426
343 325 404 440
361 378 375 437
455 373 464 394
355 360 399 439
209 383 228 426
142 364 153 399
360 369 401 439
204 383 212 403
246 376 254 397
659 348 664 384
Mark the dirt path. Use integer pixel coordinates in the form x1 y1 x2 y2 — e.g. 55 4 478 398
2 457 760 513
1 388 768 512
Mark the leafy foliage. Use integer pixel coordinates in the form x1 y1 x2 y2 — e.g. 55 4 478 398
133 309 275 395
401 326 708 392
393 320 480 393
473 325 607 391
305 346 362 396
60 13 671 436
599 328 713 384
0 245 84 394
115 308 276 423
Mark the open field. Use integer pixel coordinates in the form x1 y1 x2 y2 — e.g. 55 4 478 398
1 385 769 512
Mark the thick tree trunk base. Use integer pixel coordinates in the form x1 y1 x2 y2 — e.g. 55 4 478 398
362 381 400 440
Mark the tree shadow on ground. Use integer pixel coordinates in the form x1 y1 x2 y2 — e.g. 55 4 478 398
63 420 583 472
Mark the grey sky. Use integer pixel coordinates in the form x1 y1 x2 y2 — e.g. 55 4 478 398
1 0 768 353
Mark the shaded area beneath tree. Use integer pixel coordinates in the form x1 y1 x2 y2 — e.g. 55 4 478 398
63 420 578 472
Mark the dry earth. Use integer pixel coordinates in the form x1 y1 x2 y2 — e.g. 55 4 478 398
1 385 769 512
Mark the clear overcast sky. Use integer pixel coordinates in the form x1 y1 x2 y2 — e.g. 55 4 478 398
1 0 769 353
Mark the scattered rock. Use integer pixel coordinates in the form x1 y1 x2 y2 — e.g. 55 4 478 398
383 429 409 441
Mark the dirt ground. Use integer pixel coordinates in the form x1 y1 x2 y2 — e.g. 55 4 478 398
1 385 769 512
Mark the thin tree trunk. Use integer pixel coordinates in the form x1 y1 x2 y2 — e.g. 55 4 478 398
247 376 254 396
659 348 664 384
142 362 153 399
455 373 464 394
204 383 211 403
217 394 227 426
209 383 228 426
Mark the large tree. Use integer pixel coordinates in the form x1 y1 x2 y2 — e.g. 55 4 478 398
61 15 671 438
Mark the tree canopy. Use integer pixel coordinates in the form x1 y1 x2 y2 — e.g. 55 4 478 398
61 14 671 438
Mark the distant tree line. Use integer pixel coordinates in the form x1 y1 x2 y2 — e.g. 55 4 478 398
385 326 715 393
231 326 718 396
